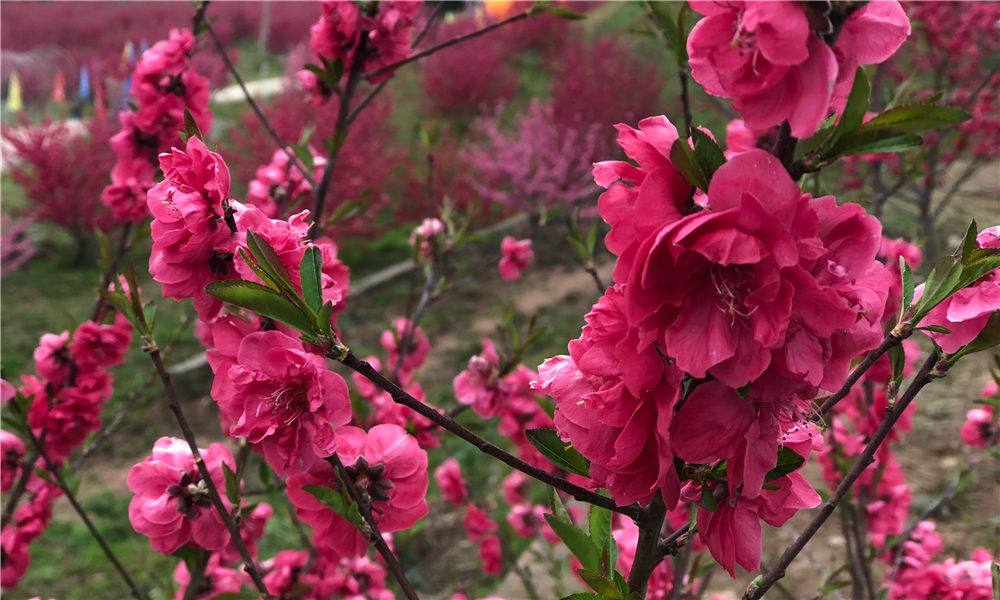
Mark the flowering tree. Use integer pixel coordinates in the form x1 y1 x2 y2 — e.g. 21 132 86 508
1 2 998 600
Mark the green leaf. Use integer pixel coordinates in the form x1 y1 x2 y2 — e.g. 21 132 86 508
299 246 324 314
835 68 870 142
699 485 718 511
222 461 240 505
316 300 335 338
205 280 317 334
98 290 135 325
303 484 364 531
290 143 315 171
794 125 836 161
589 503 612 561
532 3 587 19
577 569 623 599
586 219 599 255
544 513 601 572
764 447 806 482
691 128 726 182
183 108 203 142
915 325 952 334
560 595 609 600
589 503 613 575
947 312 1000 363
669 138 708 191
245 231 298 297
992 561 999 600
614 571 628 599
647 1 683 60
887 343 905 388
863 103 971 134
961 221 978 265
549 486 572 523
237 248 281 293
828 131 923 158
526 429 591 477
900 255 915 318
328 198 362 223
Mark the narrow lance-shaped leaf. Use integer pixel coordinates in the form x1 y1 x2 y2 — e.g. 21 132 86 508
222 462 240 505
544 513 601 572
691 128 726 181
245 230 299 298
900 255 915 319
300 245 324 314
576 569 623 600
303 485 364 531
669 137 708 191
764 447 805 482
526 428 591 477
205 280 317 334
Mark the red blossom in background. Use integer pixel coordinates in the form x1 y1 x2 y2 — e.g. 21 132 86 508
2 118 117 246
498 236 533 281
434 457 468 507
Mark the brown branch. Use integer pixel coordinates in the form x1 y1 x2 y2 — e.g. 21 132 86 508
148 348 272 597
325 455 420 600
182 550 212 600
745 350 945 600
627 495 666 598
336 351 643 520
1 446 39 530
815 333 905 420
361 10 531 81
200 10 315 188
11 403 148 600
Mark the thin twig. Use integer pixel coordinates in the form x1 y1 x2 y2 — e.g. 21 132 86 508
1 447 40 529
816 334 905 420
389 266 437 383
11 404 148 600
667 541 692 600
148 348 272 597
336 351 643 520
308 35 368 239
361 10 532 81
498 525 541 600
201 8 315 188
182 550 212 600
746 351 944 600
93 223 133 323
325 454 420 600
71 310 197 473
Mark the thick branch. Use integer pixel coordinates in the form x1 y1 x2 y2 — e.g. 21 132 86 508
746 350 944 600
325 455 420 600
627 495 667 598
336 351 643 520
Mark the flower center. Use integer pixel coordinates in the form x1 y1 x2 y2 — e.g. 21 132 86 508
166 470 212 520
709 265 758 324
343 456 394 504
267 385 310 426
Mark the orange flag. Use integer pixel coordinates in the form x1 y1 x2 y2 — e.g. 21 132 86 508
52 69 66 104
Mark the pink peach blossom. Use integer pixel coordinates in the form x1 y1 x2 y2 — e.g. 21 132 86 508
498 237 533 281
208 327 352 477
287 424 428 558
434 457 468 507
127 437 234 554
